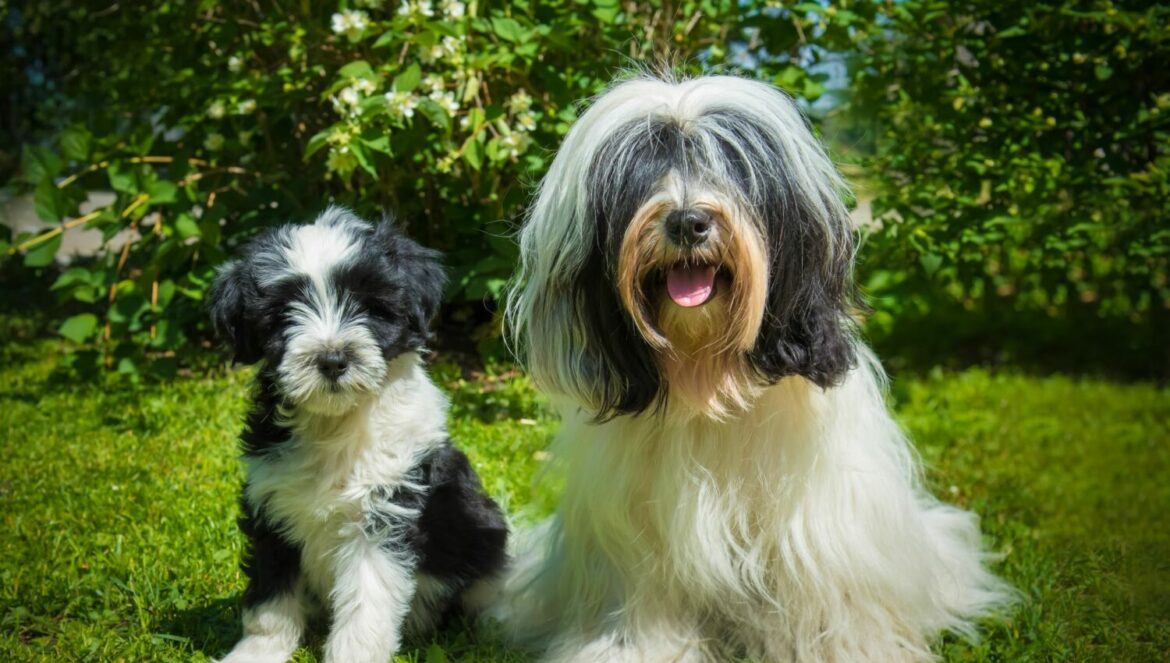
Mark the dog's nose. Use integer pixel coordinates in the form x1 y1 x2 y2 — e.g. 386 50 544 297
316 350 349 380
665 208 714 248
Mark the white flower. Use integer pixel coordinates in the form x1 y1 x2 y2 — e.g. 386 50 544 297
331 9 369 41
384 90 419 120
236 98 257 115
507 89 533 113
459 115 472 130
353 77 378 95
419 43 446 64
515 111 537 132
422 74 445 94
207 101 226 120
332 87 364 117
498 128 530 157
204 133 225 151
227 55 243 72
430 90 459 116
441 0 466 19
441 36 461 55
398 1 434 18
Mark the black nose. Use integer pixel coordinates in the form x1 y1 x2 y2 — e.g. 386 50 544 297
664 208 714 248
316 350 349 380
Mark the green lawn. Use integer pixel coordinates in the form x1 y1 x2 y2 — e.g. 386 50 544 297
2 341 1167 662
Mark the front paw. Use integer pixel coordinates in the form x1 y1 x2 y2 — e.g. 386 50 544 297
323 629 400 663
215 635 296 663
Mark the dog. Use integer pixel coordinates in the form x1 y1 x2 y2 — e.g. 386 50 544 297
208 207 508 663
501 74 1012 662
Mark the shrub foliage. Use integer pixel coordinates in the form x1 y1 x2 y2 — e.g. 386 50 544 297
3 1 1165 375
852 1 1170 348
2 0 850 375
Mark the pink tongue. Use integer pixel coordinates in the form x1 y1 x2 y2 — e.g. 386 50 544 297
666 265 716 308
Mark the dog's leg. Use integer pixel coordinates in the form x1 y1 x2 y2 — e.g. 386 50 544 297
219 505 306 663
323 538 417 663
216 589 307 663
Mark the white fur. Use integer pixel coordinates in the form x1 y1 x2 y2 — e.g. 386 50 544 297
501 73 1013 662
220 354 450 663
503 349 1011 661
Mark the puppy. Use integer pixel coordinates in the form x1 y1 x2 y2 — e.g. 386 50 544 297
502 74 1012 662
208 207 507 663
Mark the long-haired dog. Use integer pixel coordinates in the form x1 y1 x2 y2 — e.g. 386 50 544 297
502 74 1012 662
208 208 507 663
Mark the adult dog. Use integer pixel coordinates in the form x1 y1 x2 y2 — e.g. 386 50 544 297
502 74 1010 662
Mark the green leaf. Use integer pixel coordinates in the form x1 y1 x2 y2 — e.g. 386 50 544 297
462 135 483 170
108 162 138 194
52 267 97 291
59 126 93 161
148 180 178 204
59 313 98 343
20 146 63 184
362 135 391 155
34 179 69 223
23 235 61 268
491 17 525 42
919 253 943 276
337 60 375 80
373 30 398 48
174 214 202 239
393 63 422 92
305 129 331 160
350 143 377 177
425 643 448 663
1094 65 1113 81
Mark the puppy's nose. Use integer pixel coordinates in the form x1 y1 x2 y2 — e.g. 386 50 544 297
316 350 349 380
665 208 714 248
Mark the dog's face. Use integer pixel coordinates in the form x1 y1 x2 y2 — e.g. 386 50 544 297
208 208 445 415
509 75 857 419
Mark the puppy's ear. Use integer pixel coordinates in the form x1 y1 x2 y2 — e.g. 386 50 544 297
372 217 447 349
207 259 263 364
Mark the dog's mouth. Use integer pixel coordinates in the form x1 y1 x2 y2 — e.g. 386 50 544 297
659 262 731 308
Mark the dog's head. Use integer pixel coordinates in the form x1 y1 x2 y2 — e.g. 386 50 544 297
508 74 856 419
209 207 445 415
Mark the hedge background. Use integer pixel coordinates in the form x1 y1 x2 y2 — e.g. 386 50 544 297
2 0 1166 378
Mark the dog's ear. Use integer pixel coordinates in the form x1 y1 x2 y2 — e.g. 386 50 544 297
748 189 857 389
371 217 447 349
208 258 264 364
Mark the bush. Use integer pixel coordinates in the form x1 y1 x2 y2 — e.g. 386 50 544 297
1 0 853 376
851 0 1170 370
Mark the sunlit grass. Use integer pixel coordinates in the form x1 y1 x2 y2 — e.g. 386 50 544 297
2 342 1166 661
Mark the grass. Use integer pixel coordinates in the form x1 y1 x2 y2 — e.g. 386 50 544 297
1 341 1167 662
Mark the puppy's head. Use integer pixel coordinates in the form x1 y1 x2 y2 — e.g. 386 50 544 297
508 74 857 419
209 207 444 415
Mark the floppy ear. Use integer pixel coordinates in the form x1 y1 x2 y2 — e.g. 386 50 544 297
207 259 263 364
372 218 447 350
748 191 857 389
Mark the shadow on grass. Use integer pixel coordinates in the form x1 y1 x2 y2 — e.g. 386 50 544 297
157 596 240 659
160 596 531 662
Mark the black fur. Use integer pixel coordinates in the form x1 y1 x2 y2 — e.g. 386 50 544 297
365 443 509 583
238 497 302 609
207 208 507 643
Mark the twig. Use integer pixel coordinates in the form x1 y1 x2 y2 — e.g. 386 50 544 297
10 209 106 254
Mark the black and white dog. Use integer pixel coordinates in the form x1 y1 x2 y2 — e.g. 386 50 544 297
209 207 507 663
501 74 1012 661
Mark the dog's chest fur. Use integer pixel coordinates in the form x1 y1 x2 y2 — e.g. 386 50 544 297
245 355 448 594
